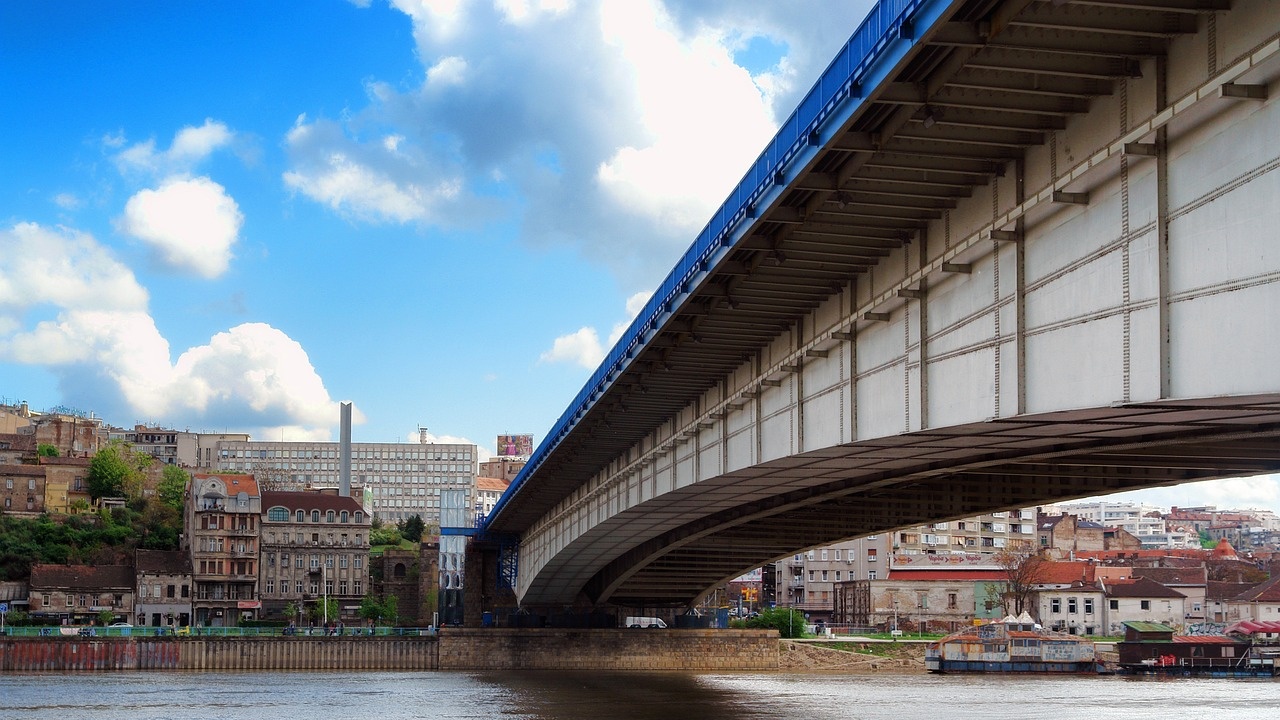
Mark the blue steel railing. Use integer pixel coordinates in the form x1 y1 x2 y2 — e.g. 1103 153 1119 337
486 0 931 530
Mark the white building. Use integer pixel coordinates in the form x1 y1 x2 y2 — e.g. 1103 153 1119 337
1047 500 1167 537
212 438 476 525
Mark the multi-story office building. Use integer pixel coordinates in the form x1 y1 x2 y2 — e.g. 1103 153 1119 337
124 425 180 465
211 438 476 524
258 490 370 623
185 473 262 627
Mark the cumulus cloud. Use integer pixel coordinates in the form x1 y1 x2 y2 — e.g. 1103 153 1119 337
0 222 348 438
119 176 243 278
114 118 235 176
541 290 651 369
411 428 494 463
283 116 462 224
0 222 149 316
280 0 869 286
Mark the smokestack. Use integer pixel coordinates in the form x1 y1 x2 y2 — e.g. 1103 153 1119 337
339 402 352 497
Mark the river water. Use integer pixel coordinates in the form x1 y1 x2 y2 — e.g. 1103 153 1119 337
1 671 1276 719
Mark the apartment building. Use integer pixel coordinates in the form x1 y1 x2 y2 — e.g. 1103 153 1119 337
1048 500 1167 537
211 438 476 525
186 473 262 627
258 490 371 623
777 508 1038 621
134 549 192 628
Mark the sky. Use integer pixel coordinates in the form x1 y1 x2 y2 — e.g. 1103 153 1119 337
1 0 1276 515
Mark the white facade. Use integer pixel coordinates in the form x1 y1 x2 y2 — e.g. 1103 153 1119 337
213 439 476 524
1049 501 1167 537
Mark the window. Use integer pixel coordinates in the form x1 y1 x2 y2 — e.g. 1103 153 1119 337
1109 599 1119 610
1141 600 1151 610
311 510 320 523
326 510 335 523
355 512 363 523
296 509 305 522
266 580 275 594
948 593 958 609
269 507 288 522
1051 598 1061 613
340 511 348 523
1068 598 1077 614
868 571 876 580
1084 599 1094 614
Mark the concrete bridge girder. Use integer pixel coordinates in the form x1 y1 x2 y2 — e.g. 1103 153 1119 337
504 0 1280 609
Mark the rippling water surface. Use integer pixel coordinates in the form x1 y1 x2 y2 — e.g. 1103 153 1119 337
1 671 1277 720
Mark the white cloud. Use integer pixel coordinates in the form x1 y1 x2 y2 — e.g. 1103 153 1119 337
390 0 468 42
171 322 347 429
425 56 468 87
495 0 570 25
283 117 462 224
595 0 779 234
541 289 651 370
279 0 867 286
1098 474 1280 513
412 428 493 462
114 118 234 176
0 222 148 316
0 222 347 438
540 326 603 369
119 176 243 278
53 192 81 210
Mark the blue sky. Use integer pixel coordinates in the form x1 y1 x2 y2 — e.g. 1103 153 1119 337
2 0 1276 514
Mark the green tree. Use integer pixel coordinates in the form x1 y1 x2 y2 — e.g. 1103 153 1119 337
158 465 189 511
308 598 339 624
742 606 808 639
87 446 131 499
370 524 402 547
37 443 60 457
358 594 398 625
86 443 151 500
96 609 115 626
399 515 426 543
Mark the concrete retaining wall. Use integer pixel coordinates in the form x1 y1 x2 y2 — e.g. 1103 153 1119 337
439 628 779 671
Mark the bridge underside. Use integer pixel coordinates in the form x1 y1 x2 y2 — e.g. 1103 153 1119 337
571 395 1280 606
490 0 1280 611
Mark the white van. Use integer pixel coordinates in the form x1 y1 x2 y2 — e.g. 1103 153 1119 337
624 616 667 628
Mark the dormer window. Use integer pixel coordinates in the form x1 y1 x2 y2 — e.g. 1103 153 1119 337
311 510 320 523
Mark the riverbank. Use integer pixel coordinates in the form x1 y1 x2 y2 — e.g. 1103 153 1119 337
778 640 927 672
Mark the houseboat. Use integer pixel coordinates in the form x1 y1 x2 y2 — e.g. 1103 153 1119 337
925 612 1098 673
1117 621 1279 677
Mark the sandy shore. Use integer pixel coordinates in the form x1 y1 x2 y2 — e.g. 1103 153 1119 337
777 639 927 673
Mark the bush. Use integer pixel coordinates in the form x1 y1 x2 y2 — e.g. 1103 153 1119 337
742 607 809 639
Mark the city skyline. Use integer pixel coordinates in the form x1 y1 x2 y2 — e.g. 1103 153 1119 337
2 1 1276 513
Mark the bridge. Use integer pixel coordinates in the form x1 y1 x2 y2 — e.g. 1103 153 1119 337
482 0 1280 612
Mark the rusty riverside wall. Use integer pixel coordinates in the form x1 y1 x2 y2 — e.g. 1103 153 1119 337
1 630 779 672
0 637 438 672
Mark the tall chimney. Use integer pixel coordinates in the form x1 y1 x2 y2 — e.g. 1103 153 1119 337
339 402 352 497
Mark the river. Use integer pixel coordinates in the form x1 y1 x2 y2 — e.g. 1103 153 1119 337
1 671 1276 719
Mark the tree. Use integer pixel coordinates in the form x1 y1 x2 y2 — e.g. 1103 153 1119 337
308 598 339 625
157 465 189 511
37 443 59 457
86 443 152 501
990 548 1050 619
359 594 399 625
742 606 808 639
87 446 132 499
399 515 426 543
